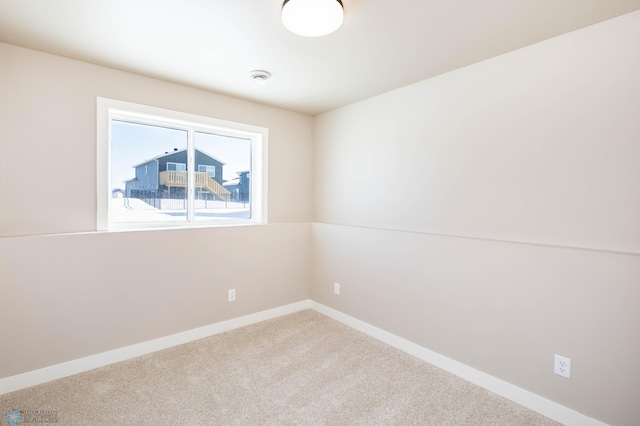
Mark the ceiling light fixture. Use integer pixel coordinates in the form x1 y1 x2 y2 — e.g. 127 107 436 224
282 0 344 37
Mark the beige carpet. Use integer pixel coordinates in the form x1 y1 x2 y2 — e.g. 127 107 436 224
1 310 560 425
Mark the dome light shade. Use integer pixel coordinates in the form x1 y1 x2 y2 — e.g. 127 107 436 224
282 0 344 37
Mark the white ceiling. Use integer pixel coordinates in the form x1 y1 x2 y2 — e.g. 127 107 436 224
1 0 639 115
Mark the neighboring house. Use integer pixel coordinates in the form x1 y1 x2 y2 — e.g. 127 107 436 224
125 148 231 202
223 170 250 202
111 188 125 198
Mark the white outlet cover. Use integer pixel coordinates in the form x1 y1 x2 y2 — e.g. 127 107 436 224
554 354 571 379
334 282 340 295
228 289 236 302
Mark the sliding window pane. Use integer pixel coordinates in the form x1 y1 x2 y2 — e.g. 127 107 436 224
111 120 188 224
193 132 251 221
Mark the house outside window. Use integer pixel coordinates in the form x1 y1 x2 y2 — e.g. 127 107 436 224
167 162 187 171
198 164 216 178
97 97 267 231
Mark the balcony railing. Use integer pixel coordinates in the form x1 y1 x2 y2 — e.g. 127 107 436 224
159 170 230 201
159 170 189 186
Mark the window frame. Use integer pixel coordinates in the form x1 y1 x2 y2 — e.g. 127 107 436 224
97 97 268 231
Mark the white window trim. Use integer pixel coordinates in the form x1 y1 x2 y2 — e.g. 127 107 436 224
97 97 268 231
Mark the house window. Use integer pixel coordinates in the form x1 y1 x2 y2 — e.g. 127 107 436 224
198 164 215 178
167 162 187 171
97 97 267 231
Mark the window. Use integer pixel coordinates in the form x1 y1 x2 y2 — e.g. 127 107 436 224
97 98 267 231
198 164 216 178
167 162 187 171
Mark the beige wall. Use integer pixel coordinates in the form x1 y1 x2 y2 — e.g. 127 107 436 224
312 11 640 426
0 42 313 236
0 43 313 377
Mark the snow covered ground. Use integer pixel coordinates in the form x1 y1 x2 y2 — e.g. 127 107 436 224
111 197 250 223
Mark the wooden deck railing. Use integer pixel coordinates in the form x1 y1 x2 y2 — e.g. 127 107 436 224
159 170 230 201
159 170 188 186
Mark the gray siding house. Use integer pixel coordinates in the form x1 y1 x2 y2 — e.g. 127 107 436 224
125 148 230 202
223 170 250 202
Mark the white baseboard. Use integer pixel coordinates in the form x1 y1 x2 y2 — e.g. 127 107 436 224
0 299 606 426
0 300 311 395
310 301 606 426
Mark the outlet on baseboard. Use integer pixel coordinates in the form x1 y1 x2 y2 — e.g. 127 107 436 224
334 282 340 295
228 288 236 302
554 354 571 379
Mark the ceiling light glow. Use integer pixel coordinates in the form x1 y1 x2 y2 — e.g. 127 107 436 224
282 0 344 37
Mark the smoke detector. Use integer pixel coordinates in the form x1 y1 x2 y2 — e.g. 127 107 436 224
249 70 271 84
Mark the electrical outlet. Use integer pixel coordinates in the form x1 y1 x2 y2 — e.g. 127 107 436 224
334 282 340 295
228 288 236 302
554 354 571 379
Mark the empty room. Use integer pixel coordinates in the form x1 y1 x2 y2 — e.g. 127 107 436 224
1 1 639 425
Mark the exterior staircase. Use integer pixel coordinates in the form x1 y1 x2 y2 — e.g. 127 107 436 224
197 173 231 202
